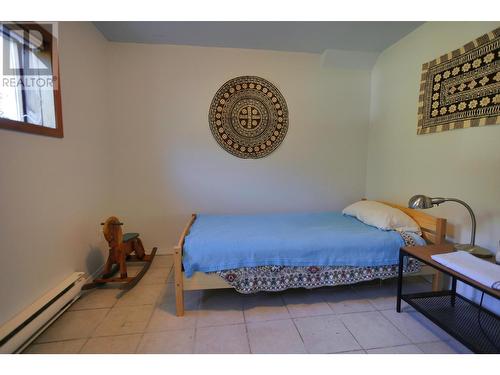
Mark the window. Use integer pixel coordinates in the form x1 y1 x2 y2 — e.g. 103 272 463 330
0 22 63 137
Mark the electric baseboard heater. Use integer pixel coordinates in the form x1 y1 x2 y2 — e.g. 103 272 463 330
0 272 86 353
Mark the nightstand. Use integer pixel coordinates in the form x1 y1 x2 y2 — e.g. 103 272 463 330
397 244 500 354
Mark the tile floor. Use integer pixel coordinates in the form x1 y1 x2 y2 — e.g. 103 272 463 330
23 255 472 354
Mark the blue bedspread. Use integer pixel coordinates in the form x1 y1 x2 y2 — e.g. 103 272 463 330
182 212 424 277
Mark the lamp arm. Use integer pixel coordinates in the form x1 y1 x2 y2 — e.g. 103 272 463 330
440 198 476 246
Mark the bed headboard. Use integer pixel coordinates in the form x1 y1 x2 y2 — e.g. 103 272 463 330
378 201 447 245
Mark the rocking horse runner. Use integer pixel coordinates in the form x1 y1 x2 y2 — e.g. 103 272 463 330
83 216 157 290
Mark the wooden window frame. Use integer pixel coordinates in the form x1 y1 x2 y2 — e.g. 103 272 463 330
0 22 63 138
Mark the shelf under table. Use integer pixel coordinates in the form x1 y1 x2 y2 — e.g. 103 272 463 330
402 291 500 353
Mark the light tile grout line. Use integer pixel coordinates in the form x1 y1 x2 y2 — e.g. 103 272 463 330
77 289 120 353
316 289 366 354
193 291 248 354
350 309 447 351
74 293 117 351
317 283 411 353
136 262 176 353
349 310 408 351
86 256 169 353
133 305 443 335
79 333 143 354
281 293 308 353
330 348 367 354
364 342 424 354
241 292 253 354
335 317 365 353
378 308 426 345
189 276 212 354
283 290 367 354
377 306 460 348
26 336 88 348
191 297 200 354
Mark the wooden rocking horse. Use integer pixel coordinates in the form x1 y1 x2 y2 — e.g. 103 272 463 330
83 216 157 290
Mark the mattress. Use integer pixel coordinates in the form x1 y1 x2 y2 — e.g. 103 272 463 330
182 211 425 277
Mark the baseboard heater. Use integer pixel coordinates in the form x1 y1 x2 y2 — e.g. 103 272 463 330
0 272 87 353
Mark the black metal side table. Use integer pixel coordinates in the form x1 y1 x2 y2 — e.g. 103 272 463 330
397 244 500 354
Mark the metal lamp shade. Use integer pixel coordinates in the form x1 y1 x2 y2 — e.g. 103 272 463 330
408 195 434 209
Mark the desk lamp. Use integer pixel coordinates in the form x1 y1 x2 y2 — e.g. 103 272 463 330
408 195 490 257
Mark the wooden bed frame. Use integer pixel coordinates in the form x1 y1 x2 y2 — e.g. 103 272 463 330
173 201 447 316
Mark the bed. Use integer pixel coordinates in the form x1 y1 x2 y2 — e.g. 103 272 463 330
173 201 447 316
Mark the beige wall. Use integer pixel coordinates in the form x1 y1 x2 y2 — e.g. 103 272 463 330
0 22 111 325
107 43 372 253
366 22 500 253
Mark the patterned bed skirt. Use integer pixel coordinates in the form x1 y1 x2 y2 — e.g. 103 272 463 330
210 232 422 294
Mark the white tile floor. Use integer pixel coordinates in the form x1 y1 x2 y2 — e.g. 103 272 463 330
23 255 472 354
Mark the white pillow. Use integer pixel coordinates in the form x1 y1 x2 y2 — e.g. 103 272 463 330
342 200 421 234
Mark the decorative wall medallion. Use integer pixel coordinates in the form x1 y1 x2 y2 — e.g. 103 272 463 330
417 27 500 134
208 76 289 158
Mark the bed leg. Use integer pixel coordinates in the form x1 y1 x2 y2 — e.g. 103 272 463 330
432 271 442 292
174 245 184 316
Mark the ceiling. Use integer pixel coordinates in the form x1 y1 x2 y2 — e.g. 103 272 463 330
94 21 424 54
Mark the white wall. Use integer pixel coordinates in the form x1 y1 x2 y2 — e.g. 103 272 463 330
0 22 111 325
366 22 500 312
107 43 372 253
366 21 500 253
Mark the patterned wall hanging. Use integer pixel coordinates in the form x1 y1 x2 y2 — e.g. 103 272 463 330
208 76 289 158
417 27 500 134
